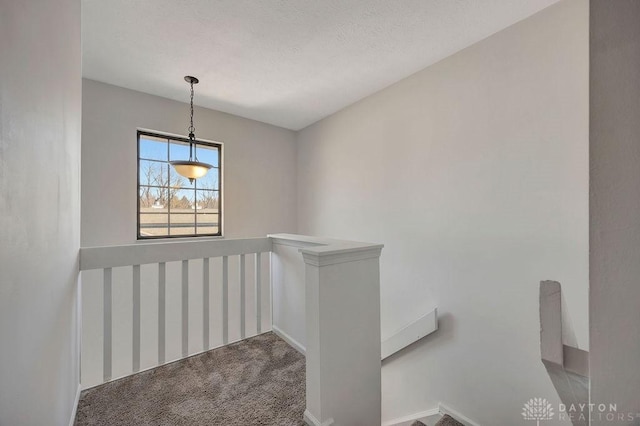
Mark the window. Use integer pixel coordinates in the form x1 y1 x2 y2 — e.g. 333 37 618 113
137 130 222 239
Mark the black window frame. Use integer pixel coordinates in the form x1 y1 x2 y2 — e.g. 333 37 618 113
137 130 223 240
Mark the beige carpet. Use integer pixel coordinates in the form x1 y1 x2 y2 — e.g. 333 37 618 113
75 332 305 425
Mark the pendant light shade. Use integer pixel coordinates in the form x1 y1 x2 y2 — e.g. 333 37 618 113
170 160 212 180
169 76 212 183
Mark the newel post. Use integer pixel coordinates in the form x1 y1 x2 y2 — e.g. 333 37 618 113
301 244 383 426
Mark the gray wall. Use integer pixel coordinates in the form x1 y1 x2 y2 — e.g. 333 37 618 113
0 0 82 425
296 0 588 423
81 79 298 247
590 0 640 421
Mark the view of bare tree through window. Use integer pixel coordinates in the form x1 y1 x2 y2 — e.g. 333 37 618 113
138 131 222 238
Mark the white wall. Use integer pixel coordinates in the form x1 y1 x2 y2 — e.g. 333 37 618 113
0 0 82 425
82 79 297 247
589 0 640 421
80 80 297 387
296 0 588 424
271 242 309 350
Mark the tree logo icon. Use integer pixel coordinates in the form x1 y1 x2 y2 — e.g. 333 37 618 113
522 398 554 425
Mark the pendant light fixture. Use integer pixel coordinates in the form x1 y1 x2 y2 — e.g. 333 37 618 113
169 76 213 183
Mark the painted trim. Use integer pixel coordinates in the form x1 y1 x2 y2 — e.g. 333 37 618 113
439 403 480 426
304 409 334 426
563 344 589 377
382 407 440 426
68 383 81 426
540 281 589 378
270 238 322 249
275 306 439 361
540 281 563 366
381 308 438 361
80 237 272 270
301 247 382 267
268 233 384 267
272 325 306 355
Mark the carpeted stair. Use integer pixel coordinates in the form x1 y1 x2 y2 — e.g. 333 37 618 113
412 414 465 426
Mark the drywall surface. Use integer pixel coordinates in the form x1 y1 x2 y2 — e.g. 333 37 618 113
82 0 561 130
296 0 588 423
0 0 82 425
81 79 297 246
590 0 640 421
271 241 309 350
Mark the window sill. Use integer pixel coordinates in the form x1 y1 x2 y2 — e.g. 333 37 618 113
135 235 225 244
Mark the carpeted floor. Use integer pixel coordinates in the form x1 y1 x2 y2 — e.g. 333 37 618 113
75 332 306 426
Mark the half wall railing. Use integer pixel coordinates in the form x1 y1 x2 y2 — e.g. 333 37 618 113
79 234 384 426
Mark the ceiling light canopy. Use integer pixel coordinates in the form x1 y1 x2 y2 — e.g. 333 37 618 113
169 76 213 183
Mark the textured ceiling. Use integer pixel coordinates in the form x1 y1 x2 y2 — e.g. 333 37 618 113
82 0 560 130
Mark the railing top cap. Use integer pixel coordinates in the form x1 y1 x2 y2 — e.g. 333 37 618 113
268 233 384 257
80 237 272 270
79 234 383 271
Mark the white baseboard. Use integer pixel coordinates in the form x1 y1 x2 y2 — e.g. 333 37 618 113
439 403 480 426
272 325 306 355
304 409 334 426
68 383 81 426
384 402 479 426
383 407 440 426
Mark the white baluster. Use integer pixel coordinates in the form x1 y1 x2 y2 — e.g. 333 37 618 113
255 252 262 334
158 262 166 364
222 256 229 345
240 254 246 339
203 258 210 351
181 260 189 357
132 265 141 372
103 267 112 382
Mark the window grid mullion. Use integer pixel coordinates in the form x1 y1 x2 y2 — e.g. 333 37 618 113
138 130 221 239
166 141 171 236
194 173 198 234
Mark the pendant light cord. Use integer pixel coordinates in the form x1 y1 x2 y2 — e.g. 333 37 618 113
188 80 197 161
